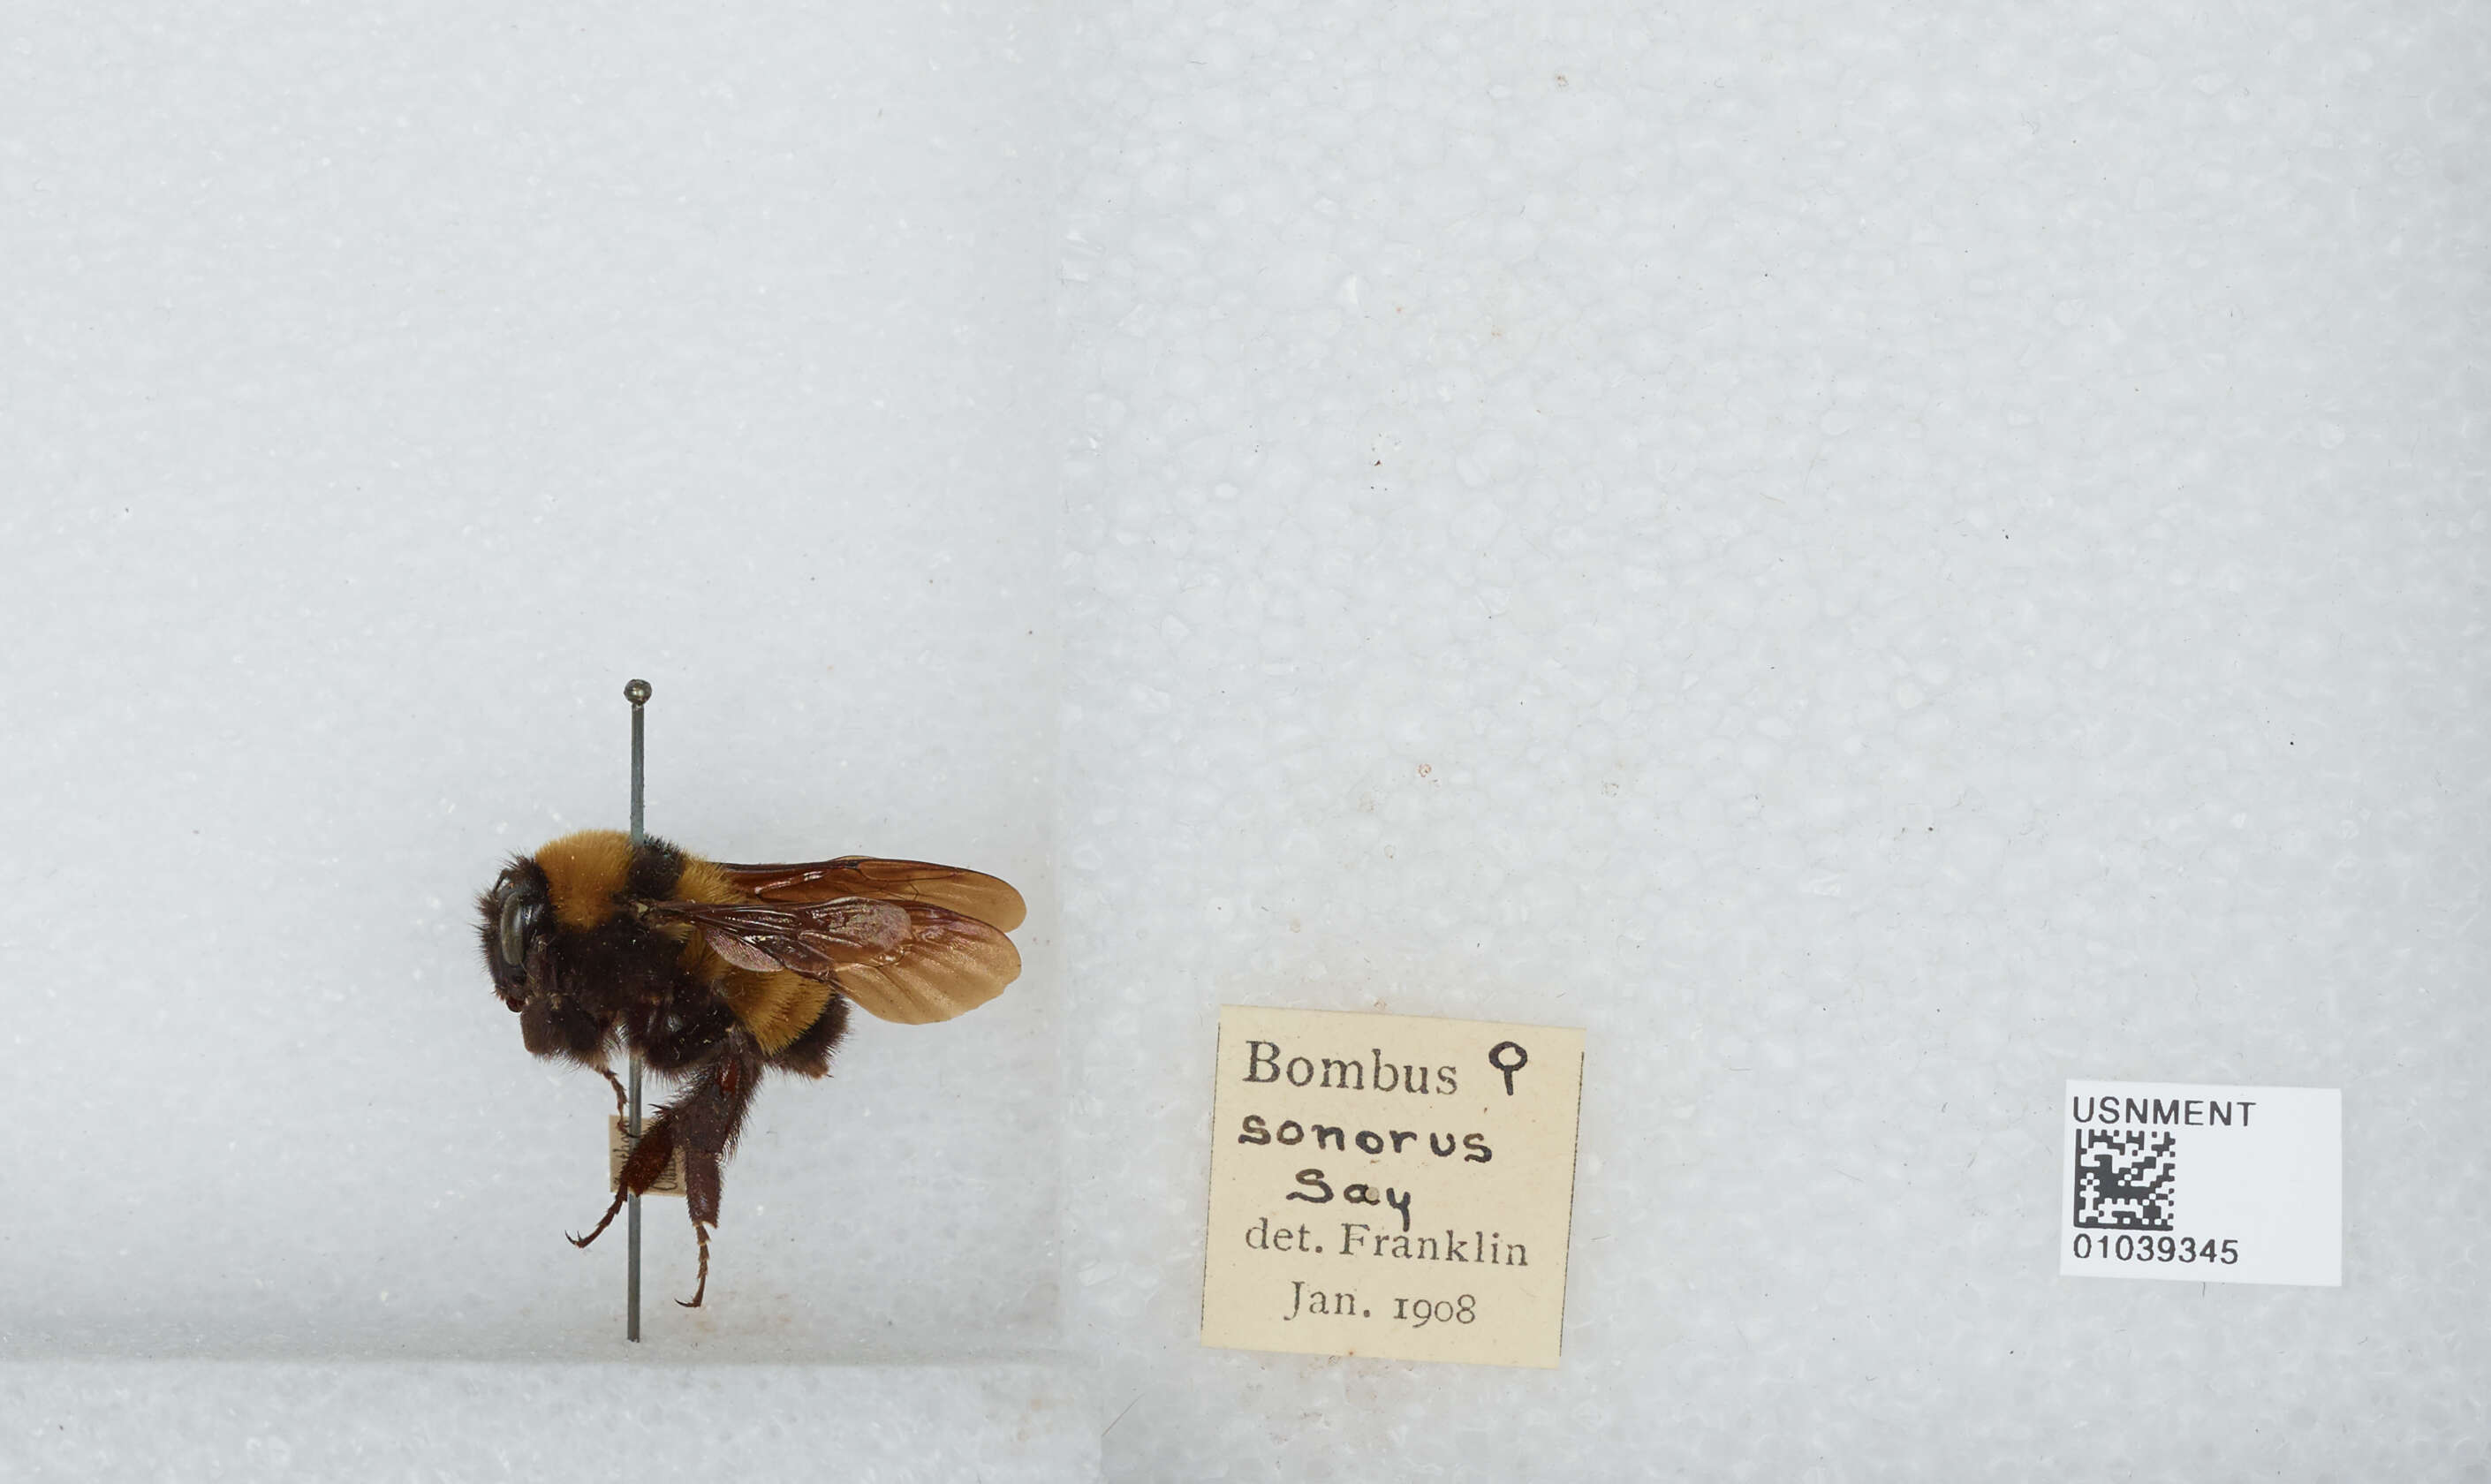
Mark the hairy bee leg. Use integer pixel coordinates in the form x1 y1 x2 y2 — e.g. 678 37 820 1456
657 1034 764 1306
597 1065 627 1117
675 1157 722 1306
566 1186 628 1250
678 1223 711 1308
569 1111 682 1249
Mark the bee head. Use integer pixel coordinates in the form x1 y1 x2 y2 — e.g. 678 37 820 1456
477 857 553 1014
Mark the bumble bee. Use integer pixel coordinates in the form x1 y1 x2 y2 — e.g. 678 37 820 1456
478 829 1024 1307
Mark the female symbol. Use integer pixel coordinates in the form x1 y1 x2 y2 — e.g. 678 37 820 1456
1488 1041 1529 1096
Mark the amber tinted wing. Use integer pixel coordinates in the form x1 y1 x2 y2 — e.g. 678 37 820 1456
637 897 908 980
637 897 1020 1026
714 857 1026 933
819 899 1021 1025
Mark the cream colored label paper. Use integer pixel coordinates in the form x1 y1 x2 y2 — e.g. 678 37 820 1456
1201 1006 1585 1368
607 1115 687 1197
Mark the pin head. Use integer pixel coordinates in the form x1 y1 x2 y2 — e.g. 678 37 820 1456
625 679 652 707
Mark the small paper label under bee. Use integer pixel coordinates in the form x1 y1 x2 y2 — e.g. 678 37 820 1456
607 1116 687 1197
1200 1006 1586 1368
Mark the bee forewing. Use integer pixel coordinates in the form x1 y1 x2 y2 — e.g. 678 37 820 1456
715 857 1027 933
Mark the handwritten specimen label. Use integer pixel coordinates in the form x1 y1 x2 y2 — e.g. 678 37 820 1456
607 1115 686 1197
1200 1006 1586 1367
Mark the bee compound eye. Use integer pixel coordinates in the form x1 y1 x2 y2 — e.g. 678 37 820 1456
498 896 540 968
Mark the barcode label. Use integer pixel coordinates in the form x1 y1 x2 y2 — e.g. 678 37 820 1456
2072 1129 2177 1230
2058 1080 2340 1287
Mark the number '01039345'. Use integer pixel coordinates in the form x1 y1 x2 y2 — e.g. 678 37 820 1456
2071 1233 2237 1264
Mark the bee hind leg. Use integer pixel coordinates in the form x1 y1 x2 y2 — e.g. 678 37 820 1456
678 1223 712 1309
673 1135 726 1307
568 1109 681 1249
665 1038 761 1308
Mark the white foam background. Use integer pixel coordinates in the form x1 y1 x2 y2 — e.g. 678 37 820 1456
1057 0 2487 1478
0 1361 1096 1483
7 0 2489 1479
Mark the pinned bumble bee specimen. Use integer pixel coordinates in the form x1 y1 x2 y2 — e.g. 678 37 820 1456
479 829 1023 1306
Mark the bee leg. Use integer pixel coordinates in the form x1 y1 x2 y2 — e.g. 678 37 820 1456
679 1223 711 1309
565 1186 628 1251
672 1131 727 1308
675 1145 723 1307
596 1065 627 1117
568 1110 681 1249
664 1038 763 1307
